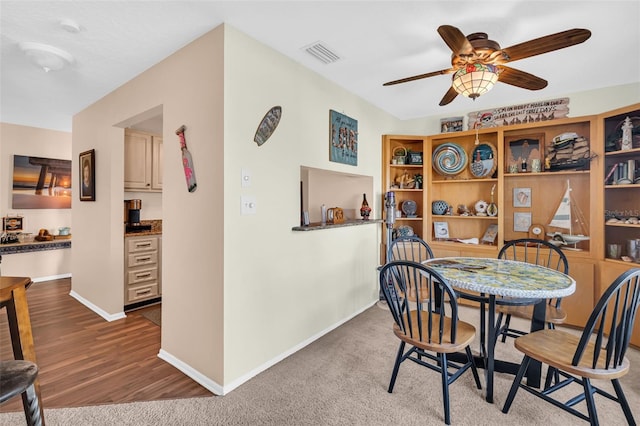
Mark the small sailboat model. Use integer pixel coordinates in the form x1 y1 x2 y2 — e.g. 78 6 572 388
547 180 590 248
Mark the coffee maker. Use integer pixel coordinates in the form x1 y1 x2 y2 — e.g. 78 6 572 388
124 199 151 232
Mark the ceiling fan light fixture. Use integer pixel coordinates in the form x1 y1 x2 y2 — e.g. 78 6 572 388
452 63 499 100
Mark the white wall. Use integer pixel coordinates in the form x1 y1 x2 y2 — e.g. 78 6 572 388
0 123 72 278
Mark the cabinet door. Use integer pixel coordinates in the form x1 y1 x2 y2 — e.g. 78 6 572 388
151 136 163 190
124 132 152 190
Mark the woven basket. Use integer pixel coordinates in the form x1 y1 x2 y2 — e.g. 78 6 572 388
392 146 407 165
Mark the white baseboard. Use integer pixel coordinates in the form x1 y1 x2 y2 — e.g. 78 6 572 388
69 290 126 322
157 349 224 395
31 273 72 283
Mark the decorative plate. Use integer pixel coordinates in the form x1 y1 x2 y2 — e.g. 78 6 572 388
401 200 417 217
254 106 282 146
469 142 497 178
432 142 468 176
396 225 414 238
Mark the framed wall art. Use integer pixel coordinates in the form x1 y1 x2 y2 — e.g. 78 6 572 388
514 212 532 232
79 149 96 201
329 110 358 166
12 154 72 209
505 133 545 173
513 187 531 208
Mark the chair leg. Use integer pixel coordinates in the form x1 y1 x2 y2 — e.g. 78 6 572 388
502 356 531 414
495 312 504 341
23 383 43 426
440 353 451 425
611 378 636 425
388 342 405 393
501 314 512 343
465 346 482 390
582 378 599 426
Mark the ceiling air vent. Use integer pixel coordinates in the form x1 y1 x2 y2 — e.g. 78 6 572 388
302 41 342 64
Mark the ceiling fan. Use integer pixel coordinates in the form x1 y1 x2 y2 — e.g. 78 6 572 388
383 25 591 106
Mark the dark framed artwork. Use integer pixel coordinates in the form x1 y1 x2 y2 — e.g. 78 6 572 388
329 110 358 166
12 155 71 209
505 133 545 173
79 149 95 201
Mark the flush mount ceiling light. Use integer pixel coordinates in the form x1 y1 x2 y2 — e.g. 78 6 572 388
18 42 75 72
451 63 500 100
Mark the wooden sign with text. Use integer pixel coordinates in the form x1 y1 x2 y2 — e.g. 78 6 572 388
469 98 570 129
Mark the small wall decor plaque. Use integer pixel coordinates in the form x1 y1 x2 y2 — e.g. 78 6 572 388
329 110 358 166
254 106 282 146
514 212 532 232
513 187 531 208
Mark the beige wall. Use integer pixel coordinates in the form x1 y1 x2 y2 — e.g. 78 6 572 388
72 25 226 385
71 23 399 393
0 123 72 279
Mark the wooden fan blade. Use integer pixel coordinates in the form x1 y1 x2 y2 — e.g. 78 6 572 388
499 28 591 63
438 25 473 54
383 68 454 86
498 66 548 90
439 86 459 106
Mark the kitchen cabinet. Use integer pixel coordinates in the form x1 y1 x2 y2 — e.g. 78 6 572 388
124 234 161 307
124 129 163 192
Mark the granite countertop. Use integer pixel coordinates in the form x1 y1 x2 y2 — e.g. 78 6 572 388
125 219 162 237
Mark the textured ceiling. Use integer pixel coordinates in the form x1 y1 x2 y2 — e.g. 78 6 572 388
1 1 639 132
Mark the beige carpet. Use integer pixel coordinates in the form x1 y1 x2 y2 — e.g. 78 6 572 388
1 304 638 425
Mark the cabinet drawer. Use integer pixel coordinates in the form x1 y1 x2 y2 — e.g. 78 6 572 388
128 251 158 267
127 237 158 253
127 267 158 285
127 283 159 303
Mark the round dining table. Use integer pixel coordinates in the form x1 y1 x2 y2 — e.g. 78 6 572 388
424 257 575 403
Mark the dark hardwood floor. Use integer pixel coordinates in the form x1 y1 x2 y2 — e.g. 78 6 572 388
0 278 213 412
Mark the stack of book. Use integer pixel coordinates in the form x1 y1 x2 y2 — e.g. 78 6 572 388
605 160 639 185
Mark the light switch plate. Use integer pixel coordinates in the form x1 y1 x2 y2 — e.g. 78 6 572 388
241 195 257 215
241 168 251 188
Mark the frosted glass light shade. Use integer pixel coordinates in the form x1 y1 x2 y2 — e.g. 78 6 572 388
452 64 499 99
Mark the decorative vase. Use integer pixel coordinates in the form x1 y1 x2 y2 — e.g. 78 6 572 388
360 193 371 220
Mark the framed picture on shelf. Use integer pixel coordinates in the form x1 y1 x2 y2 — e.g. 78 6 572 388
79 149 96 201
513 187 531 208
440 117 464 133
433 221 450 239
505 133 544 173
481 223 498 244
514 212 532 232
2 216 23 233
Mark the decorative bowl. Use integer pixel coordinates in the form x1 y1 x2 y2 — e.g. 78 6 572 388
432 200 448 215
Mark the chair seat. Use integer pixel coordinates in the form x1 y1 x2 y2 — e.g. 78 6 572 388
394 310 476 353
496 304 566 324
514 329 630 380
0 360 39 404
